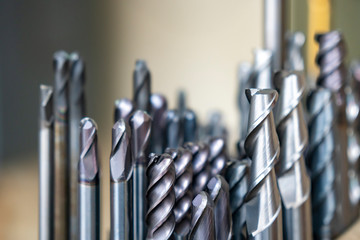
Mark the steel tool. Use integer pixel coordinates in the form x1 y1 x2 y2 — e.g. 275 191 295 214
133 60 151 113
150 94 167 153
285 32 305 71
114 98 135 123
208 137 228 177
165 110 182 149
183 109 197 143
250 49 274 89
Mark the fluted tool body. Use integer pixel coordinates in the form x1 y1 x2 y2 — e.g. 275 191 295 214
208 137 228 177
150 94 167 153
285 32 305 71
244 89 283 240
146 153 176 240
78 118 100 240
183 109 197 143
165 148 193 239
225 159 249 240
250 49 273 89
273 71 312 240
165 109 183 149
184 142 211 195
130 110 152 240
53 51 70 240
114 98 135 123
39 85 54 240
133 60 151 113
110 120 133 240
306 89 338 238
207 175 232 240
189 191 216 240
316 31 358 233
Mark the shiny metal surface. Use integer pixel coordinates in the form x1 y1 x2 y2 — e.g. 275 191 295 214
78 118 100 240
207 175 232 240
244 89 283 240
146 153 176 240
150 94 167 153
39 85 54 240
208 137 228 177
133 60 151 113
184 142 211 195
165 148 193 239
183 109 197 143
53 51 70 240
250 49 273 89
114 98 135 123
273 71 312 240
188 191 216 240
129 110 152 240
110 120 133 240
285 32 305 71
165 109 182 149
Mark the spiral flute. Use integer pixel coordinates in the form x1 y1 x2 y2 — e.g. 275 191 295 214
114 98 135 123
273 71 312 240
208 137 228 177
184 142 211 195
133 60 151 113
146 153 176 240
244 89 282 240
150 94 168 153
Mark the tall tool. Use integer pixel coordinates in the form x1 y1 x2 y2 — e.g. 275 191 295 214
133 60 151 113
183 109 197 143
207 175 232 240
273 71 312 240
188 191 216 240
165 148 193 240
69 52 86 240
110 120 133 240
146 153 176 240
78 118 100 240
244 89 283 239
251 49 274 89
114 98 134 123
130 110 152 240
285 32 305 71
208 137 228 177
150 94 167 153
165 110 182 149
39 85 54 240
53 51 70 240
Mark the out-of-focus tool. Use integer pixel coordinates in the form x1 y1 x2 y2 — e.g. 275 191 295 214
250 49 273 89
165 110 183 149
183 109 197 143
133 60 151 113
114 98 135 123
150 94 167 153
208 137 228 177
285 32 305 71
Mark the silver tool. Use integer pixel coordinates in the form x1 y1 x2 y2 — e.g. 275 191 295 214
285 32 305 71
250 49 274 89
183 109 197 143
114 98 135 123
204 111 228 142
165 110 183 149
150 94 167 153
133 60 151 113
208 137 228 177
78 117 100 240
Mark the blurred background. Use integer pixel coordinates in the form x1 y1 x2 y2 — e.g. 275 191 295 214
1 1 360 239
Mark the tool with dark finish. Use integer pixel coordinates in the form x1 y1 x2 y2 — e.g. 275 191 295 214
53 51 70 240
244 89 283 240
146 153 176 240
204 111 228 142
250 49 273 89
188 191 216 240
150 94 167 154
39 85 54 240
183 109 197 143
110 120 133 240
273 71 312 240
208 137 228 177
165 148 193 240
133 60 151 113
130 110 152 240
207 175 232 240
78 118 100 240
165 110 182 149
114 98 135 123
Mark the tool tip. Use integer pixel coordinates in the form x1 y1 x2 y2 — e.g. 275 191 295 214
135 59 148 72
40 85 54 123
114 98 134 122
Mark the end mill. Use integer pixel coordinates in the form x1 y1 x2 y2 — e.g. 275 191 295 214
285 32 305 71
133 60 151 113
150 94 168 154
165 110 182 149
250 49 273 89
114 98 135 123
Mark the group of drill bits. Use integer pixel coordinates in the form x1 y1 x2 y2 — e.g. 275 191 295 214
39 30 360 240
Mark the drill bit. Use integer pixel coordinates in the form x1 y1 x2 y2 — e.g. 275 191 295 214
188 191 216 240
204 111 228 142
273 71 312 240
208 137 228 177
285 32 305 71
114 98 135 123
146 153 176 240
183 109 197 143
133 60 151 113
165 148 193 239
225 159 249 240
178 90 186 116
69 52 86 240
78 118 100 240
306 89 337 238
164 110 183 149
184 142 211 195
150 93 168 154
207 175 232 240
244 88 283 240
250 49 274 89
110 120 133 240
53 51 70 240
39 85 54 240
129 110 152 240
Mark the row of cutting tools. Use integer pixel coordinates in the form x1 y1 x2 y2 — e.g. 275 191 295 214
39 30 360 240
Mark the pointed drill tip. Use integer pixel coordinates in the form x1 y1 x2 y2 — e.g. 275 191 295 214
289 31 305 46
207 176 222 198
130 110 152 129
40 85 53 123
150 94 167 109
80 117 97 131
192 191 210 208
71 57 85 81
53 51 69 71
112 119 127 145
135 59 148 71
114 98 134 121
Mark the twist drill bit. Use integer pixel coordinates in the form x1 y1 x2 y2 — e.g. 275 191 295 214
244 89 283 240
110 120 133 240
183 109 197 143
225 159 249 240
165 148 193 239
188 191 216 240
130 110 152 240
114 98 135 123
39 85 54 240
306 89 337 239
315 31 358 233
285 32 305 71
184 142 211 195
165 110 183 149
53 51 70 240
273 71 312 240
208 137 228 177
150 94 168 153
69 52 86 240
207 175 232 240
250 49 273 89
78 118 100 240
146 153 176 240
133 60 151 113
